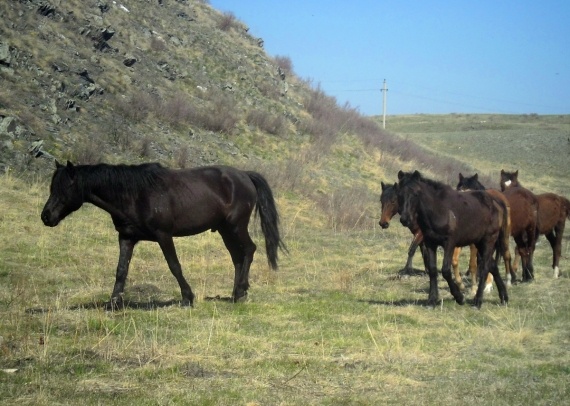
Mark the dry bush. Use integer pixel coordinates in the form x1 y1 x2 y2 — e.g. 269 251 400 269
114 91 158 123
71 136 103 165
160 93 195 128
246 109 287 137
197 88 239 133
149 36 167 52
217 11 237 31
174 144 190 168
139 135 153 159
274 55 294 77
317 184 374 231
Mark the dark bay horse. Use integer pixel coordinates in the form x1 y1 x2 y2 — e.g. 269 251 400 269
500 170 569 278
380 181 426 276
499 170 540 281
41 161 286 307
397 170 508 308
380 180 476 291
456 173 515 286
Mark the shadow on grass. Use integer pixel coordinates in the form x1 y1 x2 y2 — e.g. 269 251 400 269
25 299 182 313
24 294 243 314
360 298 428 307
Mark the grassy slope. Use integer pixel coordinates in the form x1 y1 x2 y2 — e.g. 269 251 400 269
385 114 570 195
2 116 570 405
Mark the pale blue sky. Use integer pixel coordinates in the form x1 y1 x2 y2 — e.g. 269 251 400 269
209 1 569 116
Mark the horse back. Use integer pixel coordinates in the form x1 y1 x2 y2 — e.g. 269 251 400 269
152 166 257 235
536 193 568 233
502 187 539 235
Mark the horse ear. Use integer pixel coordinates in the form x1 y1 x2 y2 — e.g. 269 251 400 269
397 170 404 181
381 181 386 190
474 173 478 181
55 160 63 168
514 170 518 178
459 173 464 181
412 170 421 179
500 169 505 175
66 161 74 169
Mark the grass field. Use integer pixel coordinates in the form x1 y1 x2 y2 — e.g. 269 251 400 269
2 115 570 405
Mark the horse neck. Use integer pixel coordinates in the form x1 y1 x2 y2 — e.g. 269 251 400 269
77 166 134 217
415 182 450 223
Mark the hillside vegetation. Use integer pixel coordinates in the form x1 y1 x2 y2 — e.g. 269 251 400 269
1 1 570 405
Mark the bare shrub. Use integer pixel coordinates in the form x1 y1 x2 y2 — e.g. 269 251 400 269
316 184 374 232
71 136 103 165
246 109 287 136
175 144 190 168
274 55 294 77
150 36 167 52
139 135 153 159
217 11 237 31
114 91 157 123
160 93 195 127
197 88 239 133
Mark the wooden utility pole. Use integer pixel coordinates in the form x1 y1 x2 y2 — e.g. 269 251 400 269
381 79 388 129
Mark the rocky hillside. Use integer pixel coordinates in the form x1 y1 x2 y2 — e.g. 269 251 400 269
1 1 479 231
1 1 319 171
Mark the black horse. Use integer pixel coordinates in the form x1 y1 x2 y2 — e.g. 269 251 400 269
41 161 286 307
397 170 508 308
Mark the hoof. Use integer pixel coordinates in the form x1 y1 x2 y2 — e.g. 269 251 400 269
233 291 248 303
106 298 124 311
180 298 193 307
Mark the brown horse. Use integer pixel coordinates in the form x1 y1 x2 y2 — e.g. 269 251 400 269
397 170 508 308
500 170 570 278
499 169 539 282
380 180 479 292
456 173 515 287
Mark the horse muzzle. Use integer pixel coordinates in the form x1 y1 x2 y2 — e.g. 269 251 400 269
41 210 60 227
379 220 390 229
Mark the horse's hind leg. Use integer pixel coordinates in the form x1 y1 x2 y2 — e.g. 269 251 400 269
441 247 465 306
546 224 564 278
451 247 466 291
489 260 508 306
219 224 256 302
156 234 194 306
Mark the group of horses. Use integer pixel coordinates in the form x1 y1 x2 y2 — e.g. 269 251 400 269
40 161 569 310
380 169 570 308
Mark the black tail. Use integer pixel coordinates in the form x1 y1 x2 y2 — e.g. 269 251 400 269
247 171 287 269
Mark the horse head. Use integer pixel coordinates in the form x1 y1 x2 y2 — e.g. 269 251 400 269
500 169 520 192
397 170 422 229
456 173 484 191
41 160 84 227
379 182 399 229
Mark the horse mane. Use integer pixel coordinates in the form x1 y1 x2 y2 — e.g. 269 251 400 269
75 162 168 200
410 171 450 193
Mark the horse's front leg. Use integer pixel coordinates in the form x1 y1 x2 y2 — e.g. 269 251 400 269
156 234 194 306
400 231 422 275
110 237 137 309
424 246 441 308
441 245 465 306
